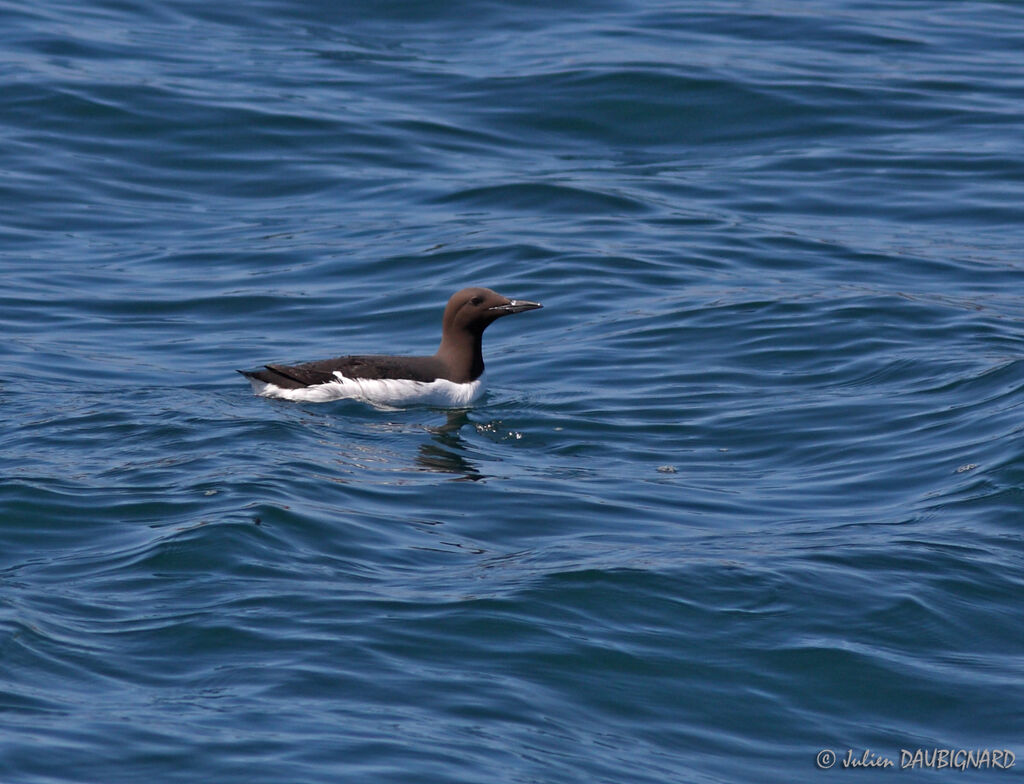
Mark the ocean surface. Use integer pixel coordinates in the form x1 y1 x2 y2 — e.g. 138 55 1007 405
2 1 1023 781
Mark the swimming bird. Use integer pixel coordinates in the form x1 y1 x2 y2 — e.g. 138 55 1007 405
238 287 542 407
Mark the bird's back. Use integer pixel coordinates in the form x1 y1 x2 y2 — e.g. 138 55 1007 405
239 354 446 389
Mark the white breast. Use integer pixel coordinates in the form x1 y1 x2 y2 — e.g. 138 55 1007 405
248 372 484 408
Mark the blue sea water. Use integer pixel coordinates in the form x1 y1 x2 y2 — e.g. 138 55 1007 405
3 0 1024 781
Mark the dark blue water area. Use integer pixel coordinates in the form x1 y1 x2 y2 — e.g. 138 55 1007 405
3 0 1024 781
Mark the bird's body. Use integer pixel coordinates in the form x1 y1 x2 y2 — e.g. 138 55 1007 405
239 287 542 407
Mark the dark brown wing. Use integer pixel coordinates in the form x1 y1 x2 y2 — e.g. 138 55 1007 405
239 355 445 389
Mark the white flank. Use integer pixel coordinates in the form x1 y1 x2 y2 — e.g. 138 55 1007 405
248 373 484 408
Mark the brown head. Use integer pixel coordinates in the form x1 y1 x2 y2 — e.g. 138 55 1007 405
434 287 542 382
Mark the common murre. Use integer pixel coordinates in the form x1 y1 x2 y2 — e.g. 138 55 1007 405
238 287 542 407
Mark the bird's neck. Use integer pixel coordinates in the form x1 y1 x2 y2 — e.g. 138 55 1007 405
436 329 485 383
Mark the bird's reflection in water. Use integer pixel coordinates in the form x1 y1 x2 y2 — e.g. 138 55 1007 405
416 410 486 481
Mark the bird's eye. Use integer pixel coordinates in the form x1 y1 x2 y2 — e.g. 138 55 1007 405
469 296 483 306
